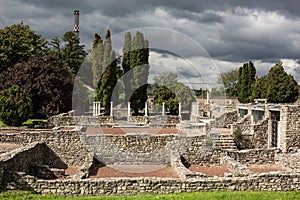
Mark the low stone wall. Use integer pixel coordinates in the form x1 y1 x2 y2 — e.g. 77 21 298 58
215 111 238 128
276 151 300 170
82 134 206 165
128 116 149 124
0 142 68 185
227 148 279 165
0 130 92 166
252 118 269 149
11 172 300 195
171 153 208 179
226 112 254 149
48 112 114 127
220 154 250 176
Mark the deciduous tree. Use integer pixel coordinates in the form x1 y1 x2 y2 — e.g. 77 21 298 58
0 23 48 73
0 55 74 118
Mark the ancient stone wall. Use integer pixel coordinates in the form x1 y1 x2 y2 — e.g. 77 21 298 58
226 148 278 165
215 111 238 128
82 134 207 165
252 118 269 149
0 130 92 166
0 142 68 184
48 112 114 128
279 105 300 153
11 172 300 195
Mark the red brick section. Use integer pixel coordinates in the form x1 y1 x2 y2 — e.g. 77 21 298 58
248 164 288 173
189 165 231 177
89 165 179 178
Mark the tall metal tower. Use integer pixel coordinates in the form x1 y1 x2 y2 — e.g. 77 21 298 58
73 10 79 38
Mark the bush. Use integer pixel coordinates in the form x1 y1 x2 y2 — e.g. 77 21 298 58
233 129 243 149
0 85 32 126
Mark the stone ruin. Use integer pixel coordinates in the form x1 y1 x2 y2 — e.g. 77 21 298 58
0 101 299 195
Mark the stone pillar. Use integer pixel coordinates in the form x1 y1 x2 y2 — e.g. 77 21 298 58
206 90 210 104
178 102 182 117
127 102 131 117
267 118 272 149
247 103 252 116
279 106 288 153
162 102 165 116
145 102 148 116
110 101 113 117
264 104 270 118
93 102 96 116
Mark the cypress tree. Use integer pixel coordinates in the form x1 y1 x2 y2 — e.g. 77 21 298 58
129 31 150 115
92 33 103 88
96 30 121 113
237 61 256 103
122 32 132 102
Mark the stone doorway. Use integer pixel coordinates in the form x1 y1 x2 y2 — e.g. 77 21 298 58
270 111 280 148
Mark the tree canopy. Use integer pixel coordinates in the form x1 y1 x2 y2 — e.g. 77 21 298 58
49 31 86 75
0 23 48 73
237 61 256 103
237 61 299 103
266 62 298 103
0 55 74 118
217 68 238 98
151 72 196 114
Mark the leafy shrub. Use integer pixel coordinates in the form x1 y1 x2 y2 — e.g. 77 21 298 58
233 129 243 149
205 136 213 148
0 85 32 126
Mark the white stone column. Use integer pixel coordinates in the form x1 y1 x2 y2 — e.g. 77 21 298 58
145 102 148 116
127 102 131 117
110 101 113 117
93 102 96 116
178 102 182 117
162 102 165 116
98 102 100 116
206 90 210 104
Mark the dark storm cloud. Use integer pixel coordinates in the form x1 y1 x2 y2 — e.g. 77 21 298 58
168 9 224 24
0 0 300 81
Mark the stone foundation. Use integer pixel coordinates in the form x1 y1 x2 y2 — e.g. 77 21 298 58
10 172 300 195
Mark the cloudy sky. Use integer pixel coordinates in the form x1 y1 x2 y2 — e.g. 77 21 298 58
1 0 300 88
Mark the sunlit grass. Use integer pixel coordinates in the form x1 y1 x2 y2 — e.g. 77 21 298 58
1 190 300 200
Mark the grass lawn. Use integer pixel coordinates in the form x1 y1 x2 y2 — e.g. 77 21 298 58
0 190 300 200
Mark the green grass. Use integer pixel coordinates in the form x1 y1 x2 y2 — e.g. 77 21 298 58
0 190 300 200
21 119 33 126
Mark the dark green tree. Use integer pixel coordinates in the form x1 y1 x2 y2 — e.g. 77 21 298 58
217 68 238 97
49 37 62 62
92 33 104 88
0 85 32 126
0 55 74 118
266 62 299 103
122 32 132 102
61 31 86 75
151 72 196 114
251 75 268 101
237 61 256 103
49 31 86 76
154 86 179 115
129 32 150 115
0 23 48 73
96 30 121 112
